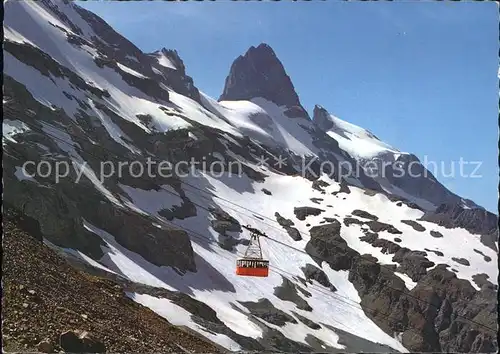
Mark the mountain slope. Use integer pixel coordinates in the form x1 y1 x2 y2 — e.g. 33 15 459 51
3 1 498 353
2 207 223 353
311 105 479 211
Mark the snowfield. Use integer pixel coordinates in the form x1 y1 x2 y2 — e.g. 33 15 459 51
78 167 495 351
216 98 319 157
321 111 404 161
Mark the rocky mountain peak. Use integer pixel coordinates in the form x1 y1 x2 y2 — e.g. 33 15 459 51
219 43 308 118
149 47 186 73
312 104 335 131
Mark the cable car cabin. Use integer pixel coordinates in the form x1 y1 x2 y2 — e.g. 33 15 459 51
237 226 269 277
236 258 269 277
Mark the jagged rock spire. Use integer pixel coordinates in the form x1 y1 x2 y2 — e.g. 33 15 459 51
219 43 308 118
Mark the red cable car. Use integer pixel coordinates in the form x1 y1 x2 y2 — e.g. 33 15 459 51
236 226 269 277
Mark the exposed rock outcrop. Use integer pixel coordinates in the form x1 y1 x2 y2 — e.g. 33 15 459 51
420 203 498 251
352 209 379 221
311 179 330 192
273 276 312 312
219 43 308 118
291 312 321 330
452 257 470 266
430 230 444 238
342 216 402 235
392 248 435 282
238 298 298 326
401 219 426 232
294 206 325 221
473 249 492 262
305 221 356 271
275 212 302 241
301 264 334 290
304 218 497 353
2 208 222 353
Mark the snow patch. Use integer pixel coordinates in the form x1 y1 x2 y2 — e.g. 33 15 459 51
116 62 148 79
128 293 242 351
14 166 36 182
118 184 184 216
3 119 30 144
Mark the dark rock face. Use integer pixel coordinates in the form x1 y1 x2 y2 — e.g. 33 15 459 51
94 203 197 272
452 257 470 266
312 105 335 132
382 153 466 210
273 276 312 312
349 259 497 353
366 220 402 234
401 219 426 232
238 298 298 326
332 179 351 195
275 212 302 241
60 330 106 353
73 5 200 103
343 216 401 235
343 217 364 227
275 212 294 227
5 205 44 243
473 249 492 262
418 266 497 353
430 230 444 238
294 207 325 221
305 221 356 271
372 238 401 255
313 107 466 213
5 41 110 99
301 264 333 290
471 273 496 290
420 203 498 251
6 3 498 353
219 43 308 118
258 327 312 353
292 312 321 330
310 197 323 205
285 227 302 241
209 206 242 235
352 209 379 221
303 215 497 353
311 179 330 192
392 248 435 282
148 48 200 102
425 248 444 257
262 188 272 195
359 231 379 244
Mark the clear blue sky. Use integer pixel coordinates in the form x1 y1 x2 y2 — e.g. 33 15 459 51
78 1 498 213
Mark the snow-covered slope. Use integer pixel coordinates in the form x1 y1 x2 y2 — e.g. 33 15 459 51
3 1 497 353
205 95 319 157
312 105 403 161
150 49 179 71
312 104 478 211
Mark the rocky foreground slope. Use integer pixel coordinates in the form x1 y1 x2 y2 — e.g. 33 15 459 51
2 207 223 353
3 0 498 352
